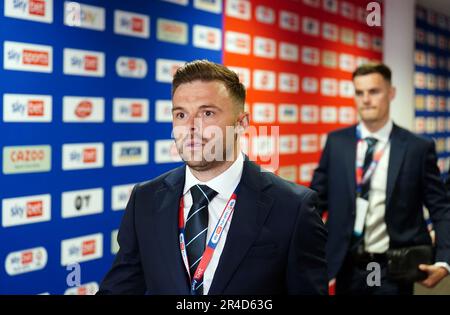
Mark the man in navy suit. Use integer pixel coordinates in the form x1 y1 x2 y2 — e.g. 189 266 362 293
311 63 450 295
98 60 328 295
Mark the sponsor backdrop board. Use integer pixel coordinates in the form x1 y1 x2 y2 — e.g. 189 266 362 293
0 0 382 294
414 6 450 177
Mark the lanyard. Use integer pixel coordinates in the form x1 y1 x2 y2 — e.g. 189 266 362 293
178 185 239 295
355 125 390 196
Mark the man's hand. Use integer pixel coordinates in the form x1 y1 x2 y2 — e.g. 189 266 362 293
418 264 449 288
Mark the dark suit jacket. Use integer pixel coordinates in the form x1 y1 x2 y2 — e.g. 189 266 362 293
311 123 450 279
98 157 328 294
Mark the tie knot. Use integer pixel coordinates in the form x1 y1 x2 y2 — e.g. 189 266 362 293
365 137 378 149
190 184 217 206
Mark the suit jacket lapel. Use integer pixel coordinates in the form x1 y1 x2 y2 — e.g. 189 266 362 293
154 165 190 294
386 124 407 209
208 159 274 295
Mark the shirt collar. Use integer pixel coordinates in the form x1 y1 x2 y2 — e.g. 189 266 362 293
359 119 393 143
183 152 244 199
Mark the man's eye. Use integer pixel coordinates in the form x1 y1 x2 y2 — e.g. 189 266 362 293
176 112 185 119
204 111 214 117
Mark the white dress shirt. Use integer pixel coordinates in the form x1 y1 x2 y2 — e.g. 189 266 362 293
360 120 450 273
182 152 244 294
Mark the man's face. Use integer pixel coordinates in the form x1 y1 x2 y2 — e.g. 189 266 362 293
172 80 247 171
353 73 395 125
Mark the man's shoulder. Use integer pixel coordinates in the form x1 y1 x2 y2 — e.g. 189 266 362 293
393 124 433 146
326 125 356 141
135 165 184 193
257 164 315 201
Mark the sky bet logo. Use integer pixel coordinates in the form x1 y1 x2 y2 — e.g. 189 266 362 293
61 233 103 265
4 0 53 23
114 10 150 38
63 48 104 77
113 98 149 123
4 41 52 73
62 143 104 170
2 194 51 227
3 94 52 122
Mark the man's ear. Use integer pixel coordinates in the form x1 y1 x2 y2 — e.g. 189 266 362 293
236 112 250 134
389 86 396 102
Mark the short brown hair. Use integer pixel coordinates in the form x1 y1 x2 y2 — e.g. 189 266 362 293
352 63 392 83
172 60 246 111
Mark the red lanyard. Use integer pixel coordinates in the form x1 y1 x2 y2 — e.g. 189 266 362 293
355 126 390 196
178 186 239 294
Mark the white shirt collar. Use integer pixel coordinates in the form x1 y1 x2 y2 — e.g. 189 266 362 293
183 152 244 199
359 120 393 143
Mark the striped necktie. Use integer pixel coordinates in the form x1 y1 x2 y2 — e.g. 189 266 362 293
184 184 217 295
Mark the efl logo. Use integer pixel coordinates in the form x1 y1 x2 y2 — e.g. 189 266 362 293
111 183 135 211
278 73 299 93
323 0 338 13
427 53 437 69
415 51 426 66
3 94 52 122
279 10 299 32
300 105 319 124
255 5 275 24
321 106 338 123
112 141 149 167
155 100 173 123
193 0 222 14
279 135 298 154
356 32 370 49
155 58 185 83
5 247 48 276
339 80 354 98
64 2 105 31
252 103 275 123
193 25 222 51
2 194 51 227
4 41 52 73
340 1 355 20
302 17 320 36
113 98 149 123
356 56 370 67
321 78 338 97
4 0 53 23
302 46 320 66
252 136 276 158
62 143 104 170
228 66 250 88
426 96 436 112
116 56 147 79
61 233 103 266
339 106 356 124
427 74 436 90
63 48 105 77
279 42 299 62
65 282 99 295
114 10 150 38
322 22 338 42
303 0 320 8
63 96 104 123
278 104 299 124
302 77 319 94
340 28 355 45
61 188 104 219
157 18 188 45
225 31 251 55
3 145 51 174
322 50 337 68
154 139 182 164
253 36 276 59
226 0 251 21
426 118 436 134
299 163 318 183
300 134 319 153
253 70 276 91
416 29 426 44
415 72 426 89
339 53 355 72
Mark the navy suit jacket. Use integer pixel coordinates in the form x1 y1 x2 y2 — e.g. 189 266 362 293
98 157 328 294
310 124 450 279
